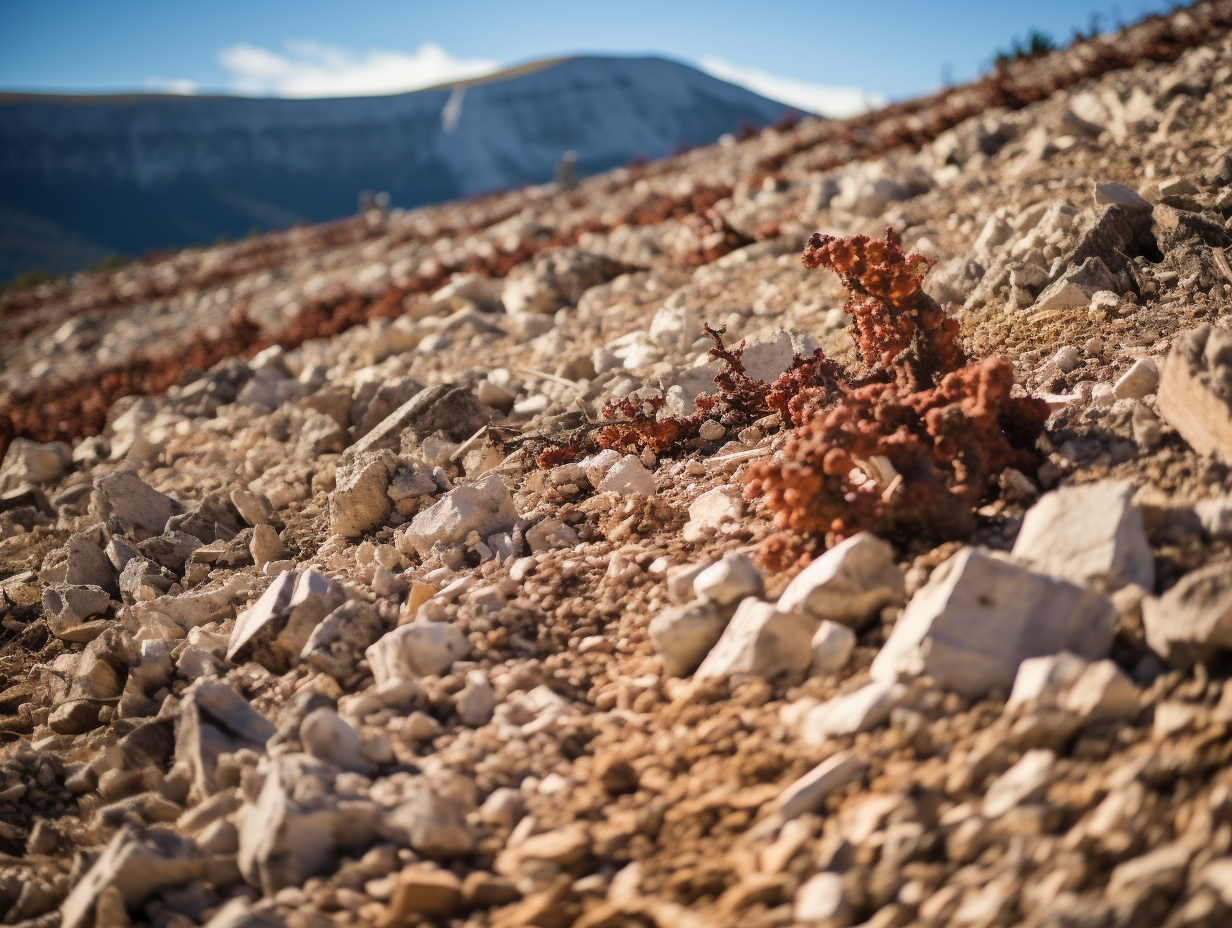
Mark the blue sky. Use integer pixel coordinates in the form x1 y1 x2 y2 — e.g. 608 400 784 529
0 0 1178 114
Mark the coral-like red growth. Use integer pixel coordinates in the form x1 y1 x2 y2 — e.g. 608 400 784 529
745 356 1048 559
801 229 965 385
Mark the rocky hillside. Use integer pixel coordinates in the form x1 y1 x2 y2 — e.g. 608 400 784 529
0 56 792 282
3 3 1232 927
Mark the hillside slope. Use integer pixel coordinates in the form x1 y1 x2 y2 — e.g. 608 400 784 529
2 3 1232 927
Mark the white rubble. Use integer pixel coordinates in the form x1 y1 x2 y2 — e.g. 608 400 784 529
597 455 656 495
329 452 393 538
695 598 818 682
648 302 701 350
0 438 70 491
692 551 764 606
801 679 907 742
1008 652 1139 721
809 621 858 677
1113 358 1160 400
525 517 580 553
982 749 1055 818
871 547 1118 696
775 751 868 820
1011 481 1154 592
366 621 471 686
398 475 518 558
1142 563 1232 667
227 568 346 671
92 471 178 539
175 680 277 800
649 600 732 677
777 532 905 628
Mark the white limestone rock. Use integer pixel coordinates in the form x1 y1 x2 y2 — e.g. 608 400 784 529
387 786 474 858
648 302 701 350
525 518 580 553
809 621 858 677
597 455 656 495
42 584 113 637
92 471 178 540
871 547 1117 697
175 680 277 801
695 598 818 682
649 599 732 678
398 475 518 558
801 679 907 743
301 599 386 686
692 551 764 606
683 486 743 542
0 438 70 492
982 749 1055 818
1157 324 1232 466
238 754 379 895
1113 358 1160 401
1011 481 1153 592
777 532 905 628
329 452 393 538
775 751 868 820
1009 652 1138 721
1142 563 1232 667
455 671 497 726
300 708 366 772
227 568 345 672
366 621 471 685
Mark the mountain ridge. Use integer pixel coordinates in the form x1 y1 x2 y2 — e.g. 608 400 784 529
0 55 793 282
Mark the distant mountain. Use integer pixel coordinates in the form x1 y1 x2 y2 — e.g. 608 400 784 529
0 55 794 283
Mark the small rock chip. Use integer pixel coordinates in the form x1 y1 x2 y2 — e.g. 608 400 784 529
692 552 764 607
389 867 463 918
1113 358 1160 400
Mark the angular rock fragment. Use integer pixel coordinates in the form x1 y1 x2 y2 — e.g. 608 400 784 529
48 533 118 595
597 455 656 495
301 599 385 685
60 825 239 928
982 749 1054 818
777 532 905 628
650 599 732 677
801 679 906 742
388 785 474 858
92 471 178 539
299 708 366 771
871 548 1117 696
1142 563 1232 666
119 556 178 604
501 247 629 315
227 568 345 672
692 552 764 606
1113 358 1160 400
42 584 112 638
1008 652 1138 721
398 475 518 558
238 755 379 895
329 452 393 538
175 679 277 799
296 412 347 458
1157 324 1232 465
808 621 857 677
695 598 818 682
525 517 580 553
0 437 70 491
1011 481 1154 592
683 486 743 542
367 621 470 685
128 573 256 632
1033 257 1118 313
775 751 867 820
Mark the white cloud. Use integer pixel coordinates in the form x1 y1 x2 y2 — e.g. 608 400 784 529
145 77 199 95
217 40 500 98
699 57 886 118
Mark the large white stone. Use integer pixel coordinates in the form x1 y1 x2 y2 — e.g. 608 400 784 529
398 475 517 558
695 598 818 682
1142 564 1232 667
870 548 1117 697
777 532 905 628
692 551 764 606
367 621 471 685
1011 481 1153 592
649 600 732 677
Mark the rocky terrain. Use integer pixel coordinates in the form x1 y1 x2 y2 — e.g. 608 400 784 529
4 3 1232 926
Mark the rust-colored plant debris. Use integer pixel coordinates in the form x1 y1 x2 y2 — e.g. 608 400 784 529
542 230 1048 564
